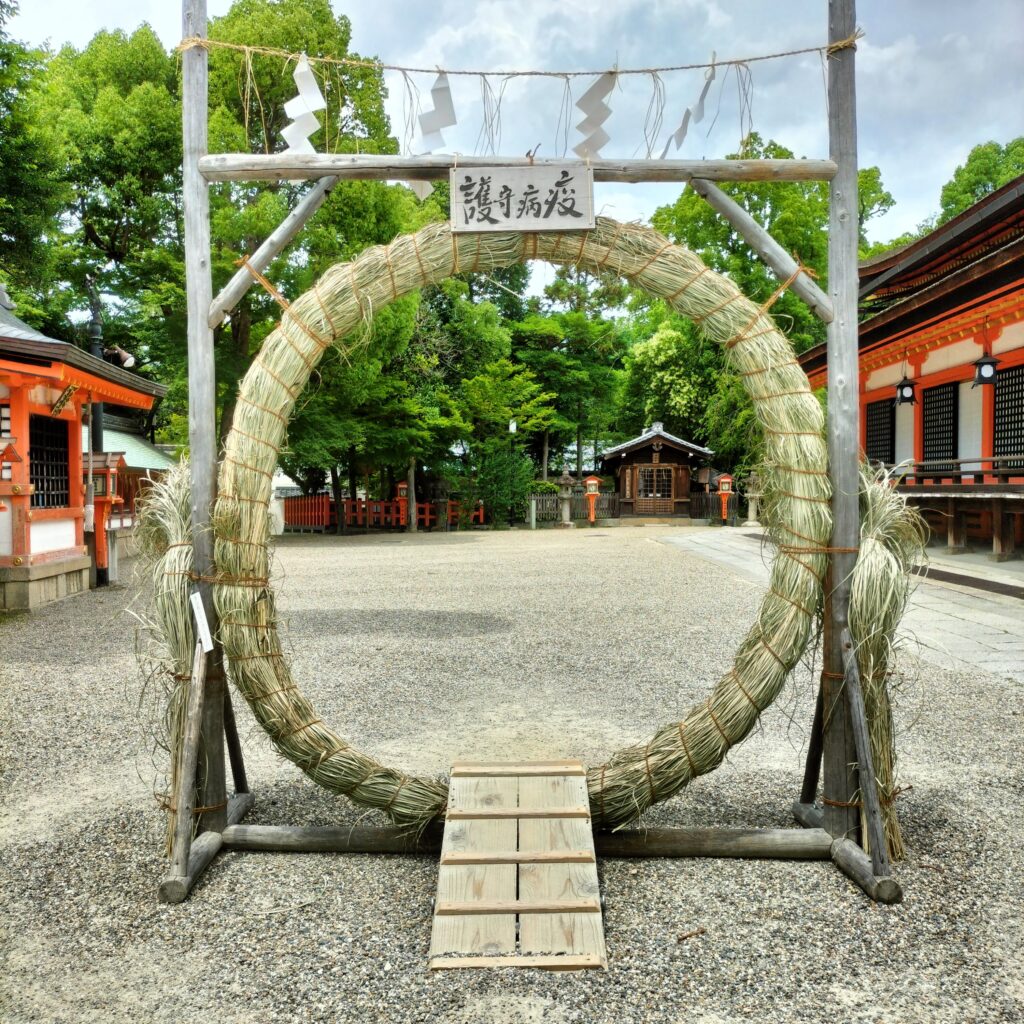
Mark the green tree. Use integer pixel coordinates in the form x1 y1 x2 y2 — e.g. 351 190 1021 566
938 138 1024 224
0 1 65 288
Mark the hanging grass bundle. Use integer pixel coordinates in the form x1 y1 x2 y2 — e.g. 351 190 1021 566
137 217 923 849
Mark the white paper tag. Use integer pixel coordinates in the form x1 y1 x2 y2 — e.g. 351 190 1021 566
190 591 214 653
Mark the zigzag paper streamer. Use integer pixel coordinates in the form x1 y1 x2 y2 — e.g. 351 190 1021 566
573 72 615 159
660 54 716 159
418 72 457 152
282 54 327 154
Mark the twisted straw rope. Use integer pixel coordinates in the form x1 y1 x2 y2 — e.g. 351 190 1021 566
208 217 830 831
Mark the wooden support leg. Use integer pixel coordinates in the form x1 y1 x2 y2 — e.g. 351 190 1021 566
793 681 825 829
223 688 249 794
946 497 968 554
197 648 228 833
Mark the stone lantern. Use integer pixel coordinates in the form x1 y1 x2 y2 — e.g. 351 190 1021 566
743 471 762 527
557 467 576 529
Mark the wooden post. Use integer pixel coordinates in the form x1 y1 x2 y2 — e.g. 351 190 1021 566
822 0 862 852
223 689 249 794
799 681 825 805
182 0 226 834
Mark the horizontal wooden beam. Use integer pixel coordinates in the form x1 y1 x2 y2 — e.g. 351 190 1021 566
435 898 601 915
596 826 833 860
219 823 834 860
429 954 606 971
221 822 444 854
689 178 835 323
208 175 338 327
450 761 585 777
199 153 839 184
441 849 595 865
831 837 903 904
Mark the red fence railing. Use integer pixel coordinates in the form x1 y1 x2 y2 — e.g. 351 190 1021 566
282 496 485 531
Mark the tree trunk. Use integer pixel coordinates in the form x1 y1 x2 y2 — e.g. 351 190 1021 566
541 430 549 481
330 466 345 534
407 457 418 533
575 421 583 477
347 448 358 503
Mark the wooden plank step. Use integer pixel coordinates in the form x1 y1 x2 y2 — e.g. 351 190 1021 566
435 898 601 916
441 850 595 865
429 761 606 971
429 954 607 971
446 806 590 819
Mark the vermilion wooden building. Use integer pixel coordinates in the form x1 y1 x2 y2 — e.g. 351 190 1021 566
799 175 1024 558
0 294 166 609
599 421 712 518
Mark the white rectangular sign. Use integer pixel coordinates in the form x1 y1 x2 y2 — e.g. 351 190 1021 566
450 165 595 233
190 590 215 653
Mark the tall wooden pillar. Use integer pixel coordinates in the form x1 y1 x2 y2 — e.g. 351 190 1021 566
822 0 861 846
182 0 226 833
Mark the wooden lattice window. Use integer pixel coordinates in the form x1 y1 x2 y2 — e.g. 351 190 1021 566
29 414 70 508
922 382 958 471
637 466 673 498
994 364 1024 470
864 398 895 465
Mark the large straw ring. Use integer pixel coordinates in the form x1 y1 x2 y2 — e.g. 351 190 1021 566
212 218 830 830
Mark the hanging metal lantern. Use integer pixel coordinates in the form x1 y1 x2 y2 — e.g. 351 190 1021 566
971 352 1000 387
894 375 917 405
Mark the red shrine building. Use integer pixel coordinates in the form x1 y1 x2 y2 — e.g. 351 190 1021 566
800 175 1024 558
1 292 168 609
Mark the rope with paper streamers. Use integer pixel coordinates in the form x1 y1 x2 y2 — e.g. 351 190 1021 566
178 31 860 166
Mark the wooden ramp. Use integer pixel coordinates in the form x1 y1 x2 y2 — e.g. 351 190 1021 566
429 760 607 971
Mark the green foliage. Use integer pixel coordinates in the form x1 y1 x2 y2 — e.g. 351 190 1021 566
465 439 536 527
938 137 1024 224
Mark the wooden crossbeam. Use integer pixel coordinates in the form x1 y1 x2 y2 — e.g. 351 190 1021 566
429 954 605 971
199 153 839 184
441 850 595 865
435 898 601 916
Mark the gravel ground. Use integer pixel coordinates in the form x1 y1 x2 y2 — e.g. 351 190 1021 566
1 525 1022 1024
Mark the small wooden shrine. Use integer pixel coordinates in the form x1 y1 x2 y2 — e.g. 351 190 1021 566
600 422 712 517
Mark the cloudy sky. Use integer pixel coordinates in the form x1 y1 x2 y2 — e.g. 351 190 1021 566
10 1 1024 244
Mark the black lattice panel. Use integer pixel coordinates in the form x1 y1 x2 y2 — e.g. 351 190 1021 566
994 364 1024 470
922 382 958 471
865 398 895 465
29 414 71 509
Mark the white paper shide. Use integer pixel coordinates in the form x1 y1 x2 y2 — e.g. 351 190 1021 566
450 165 595 233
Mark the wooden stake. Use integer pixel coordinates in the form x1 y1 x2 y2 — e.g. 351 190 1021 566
208 175 339 326
223 688 249 795
822 0 862 851
839 626 892 879
168 641 206 880
799 680 825 806
831 838 902 904
199 153 839 184
689 178 834 322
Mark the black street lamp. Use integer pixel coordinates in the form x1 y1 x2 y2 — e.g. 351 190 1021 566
507 418 517 527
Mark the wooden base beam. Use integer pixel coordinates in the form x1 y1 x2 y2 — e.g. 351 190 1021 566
159 791 255 904
219 823 833 861
831 838 903 904
199 153 839 184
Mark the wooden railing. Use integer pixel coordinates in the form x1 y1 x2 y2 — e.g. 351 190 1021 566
879 455 1024 487
529 492 620 521
282 495 485 531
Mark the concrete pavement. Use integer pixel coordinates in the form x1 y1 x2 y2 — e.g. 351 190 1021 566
663 527 1024 682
